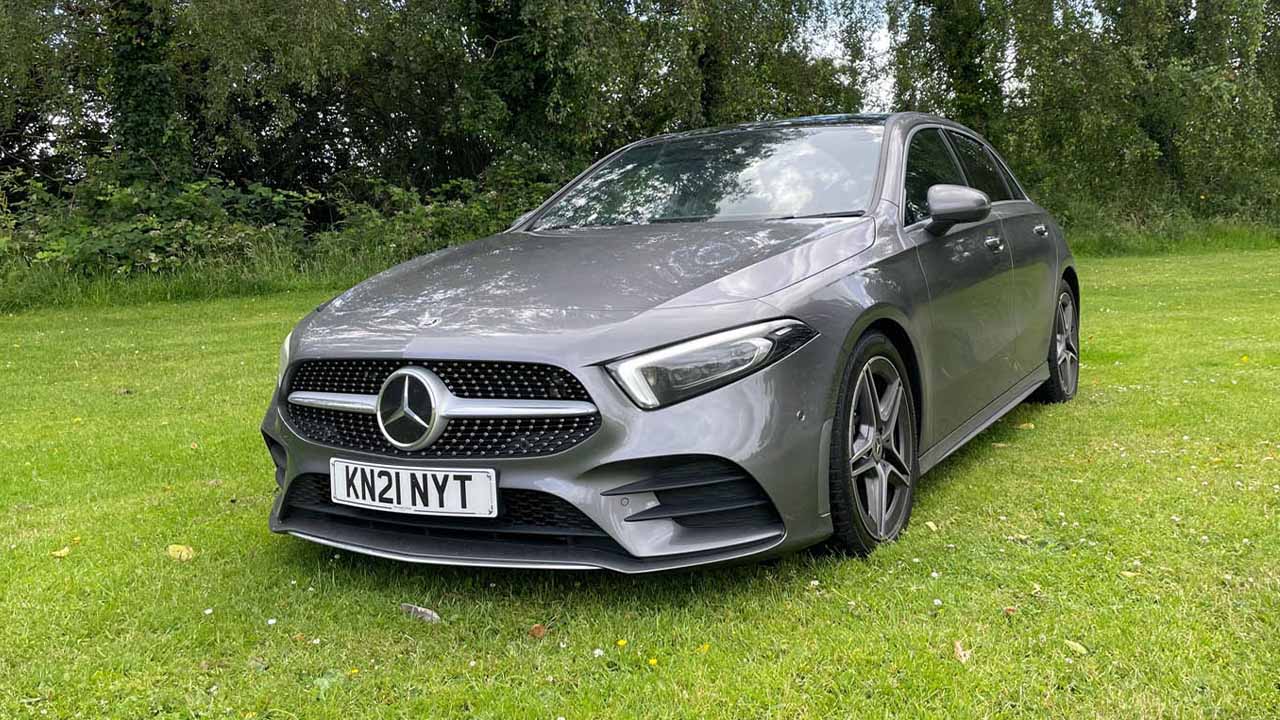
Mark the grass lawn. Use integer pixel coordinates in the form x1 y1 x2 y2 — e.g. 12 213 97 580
2 250 1278 719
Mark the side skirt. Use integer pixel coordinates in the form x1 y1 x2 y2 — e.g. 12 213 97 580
918 363 1050 474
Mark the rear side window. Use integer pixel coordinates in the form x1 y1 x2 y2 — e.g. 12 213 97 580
903 128 966 226
991 152 1026 200
947 132 1013 202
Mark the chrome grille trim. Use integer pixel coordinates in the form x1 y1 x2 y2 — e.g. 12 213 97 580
287 391 597 418
288 391 377 414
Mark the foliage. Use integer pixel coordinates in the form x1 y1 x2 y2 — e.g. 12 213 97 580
3 169 311 272
312 146 569 262
106 0 191 184
889 0 1280 221
4 0 1280 297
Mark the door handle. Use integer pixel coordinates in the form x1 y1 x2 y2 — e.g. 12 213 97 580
984 236 1005 252
1033 224 1049 236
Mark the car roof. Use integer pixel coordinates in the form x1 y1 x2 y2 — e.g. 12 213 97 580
647 112 966 142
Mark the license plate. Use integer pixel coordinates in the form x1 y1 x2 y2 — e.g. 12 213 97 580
329 458 497 517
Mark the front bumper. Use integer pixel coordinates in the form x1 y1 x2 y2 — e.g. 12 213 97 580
262 338 838 573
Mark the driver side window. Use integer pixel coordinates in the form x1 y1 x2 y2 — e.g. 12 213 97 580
903 128 966 226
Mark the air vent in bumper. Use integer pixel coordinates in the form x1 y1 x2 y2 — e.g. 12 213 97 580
603 458 783 529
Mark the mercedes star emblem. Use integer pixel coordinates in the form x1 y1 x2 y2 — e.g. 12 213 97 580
375 366 447 450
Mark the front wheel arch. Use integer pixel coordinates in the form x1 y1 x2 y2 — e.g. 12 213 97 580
829 310 925 445
827 330 920 554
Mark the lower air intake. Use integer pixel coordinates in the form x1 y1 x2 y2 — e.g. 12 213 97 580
603 457 783 529
282 474 625 553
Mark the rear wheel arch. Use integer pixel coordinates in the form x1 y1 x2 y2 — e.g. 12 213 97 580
1063 264 1080 306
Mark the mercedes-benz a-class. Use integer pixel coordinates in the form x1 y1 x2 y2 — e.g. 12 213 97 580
262 112 1080 572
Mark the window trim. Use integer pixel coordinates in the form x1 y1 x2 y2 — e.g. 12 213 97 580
986 146 1028 201
899 124 969 229
944 128 1029 202
944 129 1014 202
898 123 1032 231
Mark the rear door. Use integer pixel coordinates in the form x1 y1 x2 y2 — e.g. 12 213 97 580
946 131 1057 377
903 128 1017 446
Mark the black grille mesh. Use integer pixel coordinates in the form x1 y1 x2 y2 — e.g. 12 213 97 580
284 474 607 536
284 359 600 458
289 359 591 401
287 405 600 458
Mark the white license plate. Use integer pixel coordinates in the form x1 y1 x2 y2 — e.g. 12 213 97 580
329 459 497 517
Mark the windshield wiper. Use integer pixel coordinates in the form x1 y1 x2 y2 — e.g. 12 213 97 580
534 221 633 231
770 210 866 221
647 215 714 224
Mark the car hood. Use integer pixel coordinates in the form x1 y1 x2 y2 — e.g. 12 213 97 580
297 217 873 360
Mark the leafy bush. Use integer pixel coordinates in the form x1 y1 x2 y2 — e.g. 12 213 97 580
311 146 567 264
0 147 570 311
2 168 312 273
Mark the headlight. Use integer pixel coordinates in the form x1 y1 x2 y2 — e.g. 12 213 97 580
606 319 817 409
277 331 293 388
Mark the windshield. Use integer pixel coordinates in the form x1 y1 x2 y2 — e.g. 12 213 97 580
532 125 883 230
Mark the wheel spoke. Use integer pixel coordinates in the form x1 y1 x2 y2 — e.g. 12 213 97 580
850 422 877 477
864 467 888 538
849 368 877 464
858 366 878 422
882 446 911 487
849 421 874 463
851 456 878 478
878 377 903 432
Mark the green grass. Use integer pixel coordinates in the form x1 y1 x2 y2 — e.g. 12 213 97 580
2 250 1279 719
1065 217 1280 257
0 249 388 314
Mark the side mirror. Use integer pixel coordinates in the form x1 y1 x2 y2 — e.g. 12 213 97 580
925 184 991 235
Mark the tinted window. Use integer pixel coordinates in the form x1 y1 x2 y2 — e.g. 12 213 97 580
991 152 1026 200
532 126 883 229
903 128 965 226
948 132 1012 201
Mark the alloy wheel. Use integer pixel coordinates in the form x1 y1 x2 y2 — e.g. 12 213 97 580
847 356 914 541
1055 292 1079 395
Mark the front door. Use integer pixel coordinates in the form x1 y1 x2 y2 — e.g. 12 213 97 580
901 128 1018 447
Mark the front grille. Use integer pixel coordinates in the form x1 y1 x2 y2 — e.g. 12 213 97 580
287 404 601 458
289 359 591 401
284 359 600 458
282 474 623 552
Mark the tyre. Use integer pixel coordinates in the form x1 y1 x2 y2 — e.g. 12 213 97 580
829 331 918 555
1033 279 1079 403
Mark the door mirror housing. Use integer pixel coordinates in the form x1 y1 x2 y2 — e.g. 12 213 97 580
925 184 991 235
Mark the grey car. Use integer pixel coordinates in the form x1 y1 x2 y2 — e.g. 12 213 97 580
262 112 1079 572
